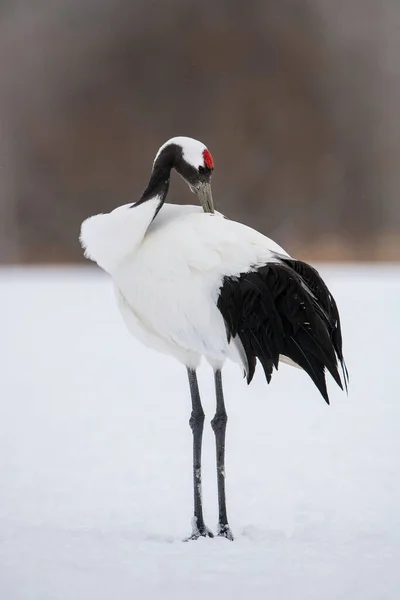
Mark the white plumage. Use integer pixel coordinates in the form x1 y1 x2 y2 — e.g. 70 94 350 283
80 136 347 540
81 198 288 371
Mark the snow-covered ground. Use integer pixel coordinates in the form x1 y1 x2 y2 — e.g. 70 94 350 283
1 265 400 599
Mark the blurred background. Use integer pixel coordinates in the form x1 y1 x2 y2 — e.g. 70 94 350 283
3 3 400 596
1 0 399 264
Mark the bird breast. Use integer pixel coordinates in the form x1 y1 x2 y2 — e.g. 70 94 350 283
112 207 288 363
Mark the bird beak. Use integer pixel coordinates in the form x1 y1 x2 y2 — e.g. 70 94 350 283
195 182 214 214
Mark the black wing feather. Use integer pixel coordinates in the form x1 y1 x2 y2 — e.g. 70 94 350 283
280 258 349 389
217 259 348 404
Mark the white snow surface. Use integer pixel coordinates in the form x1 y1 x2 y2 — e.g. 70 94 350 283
1 265 400 600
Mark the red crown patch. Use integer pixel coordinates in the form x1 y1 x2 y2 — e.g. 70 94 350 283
203 149 214 169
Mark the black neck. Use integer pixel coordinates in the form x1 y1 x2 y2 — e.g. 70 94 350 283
132 144 180 213
138 163 171 205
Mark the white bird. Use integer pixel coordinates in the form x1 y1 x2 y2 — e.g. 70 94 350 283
80 136 348 541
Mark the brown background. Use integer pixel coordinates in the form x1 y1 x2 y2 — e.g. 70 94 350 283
1 0 399 263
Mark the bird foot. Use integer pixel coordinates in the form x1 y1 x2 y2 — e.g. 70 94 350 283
184 518 214 541
217 523 234 541
185 528 214 541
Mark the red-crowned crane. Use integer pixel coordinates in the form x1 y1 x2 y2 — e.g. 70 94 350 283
80 136 348 541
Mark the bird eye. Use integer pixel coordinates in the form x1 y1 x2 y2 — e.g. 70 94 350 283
198 166 205 174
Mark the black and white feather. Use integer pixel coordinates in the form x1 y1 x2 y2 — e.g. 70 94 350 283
80 136 347 403
218 259 348 403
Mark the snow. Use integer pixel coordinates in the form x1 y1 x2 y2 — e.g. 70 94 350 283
1 265 400 599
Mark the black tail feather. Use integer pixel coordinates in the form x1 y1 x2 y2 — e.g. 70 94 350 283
280 258 349 390
217 259 347 403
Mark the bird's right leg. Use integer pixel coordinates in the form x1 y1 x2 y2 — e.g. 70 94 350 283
211 369 234 540
185 368 213 540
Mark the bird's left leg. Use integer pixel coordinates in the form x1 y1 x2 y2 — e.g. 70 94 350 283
211 369 234 540
185 368 214 540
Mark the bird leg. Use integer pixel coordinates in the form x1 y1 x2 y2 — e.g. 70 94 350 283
185 368 213 540
211 370 234 540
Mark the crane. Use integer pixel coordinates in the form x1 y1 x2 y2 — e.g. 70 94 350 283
80 136 347 541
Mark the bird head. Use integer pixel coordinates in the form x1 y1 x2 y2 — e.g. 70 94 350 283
152 136 215 213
